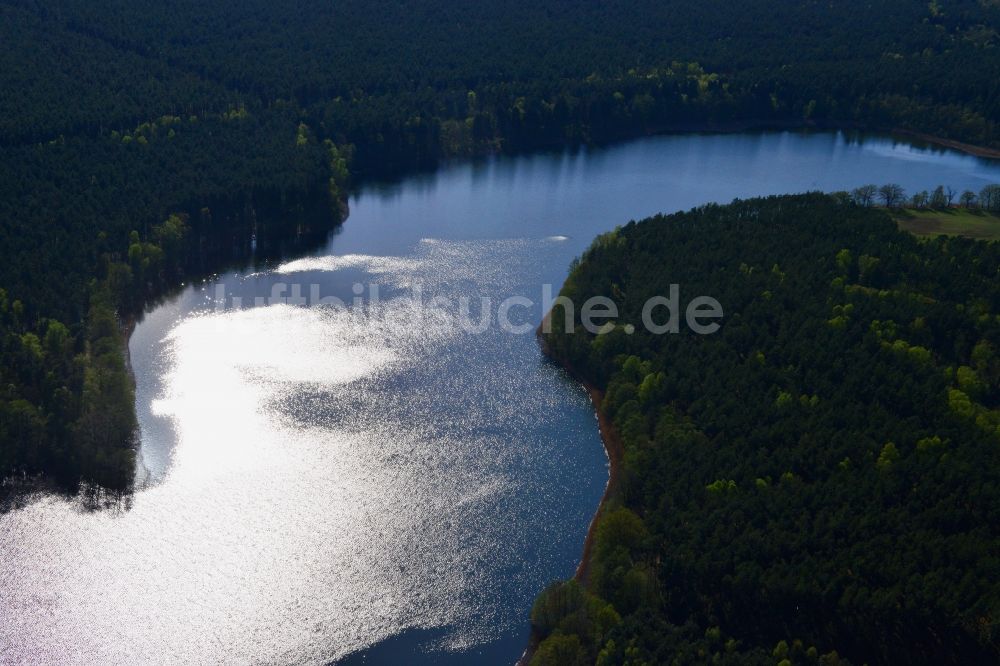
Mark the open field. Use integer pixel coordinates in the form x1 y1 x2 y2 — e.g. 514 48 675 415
894 208 1000 240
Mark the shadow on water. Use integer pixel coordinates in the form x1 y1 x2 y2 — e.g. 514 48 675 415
0 476 134 515
336 626 522 666
0 185 347 514
6 131 1000 665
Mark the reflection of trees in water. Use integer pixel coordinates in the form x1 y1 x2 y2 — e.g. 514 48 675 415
1 477 135 515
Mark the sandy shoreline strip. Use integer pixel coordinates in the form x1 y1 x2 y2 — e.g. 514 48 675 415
518 314 625 665
571 382 623 584
534 313 624 585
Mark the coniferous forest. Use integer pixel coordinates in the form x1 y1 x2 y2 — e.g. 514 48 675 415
3 0 1000 488
3 3 1000 663
536 194 1000 665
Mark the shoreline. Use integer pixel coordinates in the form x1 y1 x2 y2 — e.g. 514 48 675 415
653 120 1000 161
112 126 996 663
116 122 996 467
535 313 624 584
615 119 1000 162
120 197 352 478
570 382 623 584
517 314 625 666
890 130 1000 160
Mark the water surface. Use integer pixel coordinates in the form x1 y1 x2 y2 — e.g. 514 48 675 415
3 131 1000 665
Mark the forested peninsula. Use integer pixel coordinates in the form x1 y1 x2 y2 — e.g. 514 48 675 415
3 1 1000 491
530 194 1000 665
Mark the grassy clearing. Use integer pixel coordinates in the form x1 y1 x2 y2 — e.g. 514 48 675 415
893 208 1000 241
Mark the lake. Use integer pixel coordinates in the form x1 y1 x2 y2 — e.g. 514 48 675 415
2 131 1000 665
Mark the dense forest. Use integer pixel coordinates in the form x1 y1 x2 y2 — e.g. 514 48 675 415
532 194 1000 665
3 0 1000 486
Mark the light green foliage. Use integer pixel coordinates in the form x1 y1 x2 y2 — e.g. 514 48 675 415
836 248 853 274
956 365 986 399
870 319 898 341
296 122 310 146
828 303 853 329
637 372 665 406
325 140 351 199
876 442 900 470
153 214 189 265
531 633 588 666
907 345 932 364
19 332 43 361
706 479 738 493
917 435 946 453
858 254 880 283
222 105 249 121
886 337 932 365
530 579 620 660
948 389 975 419
593 507 648 561
43 320 72 361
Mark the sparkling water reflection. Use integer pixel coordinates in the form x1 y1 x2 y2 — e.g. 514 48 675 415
3 131 1000 665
